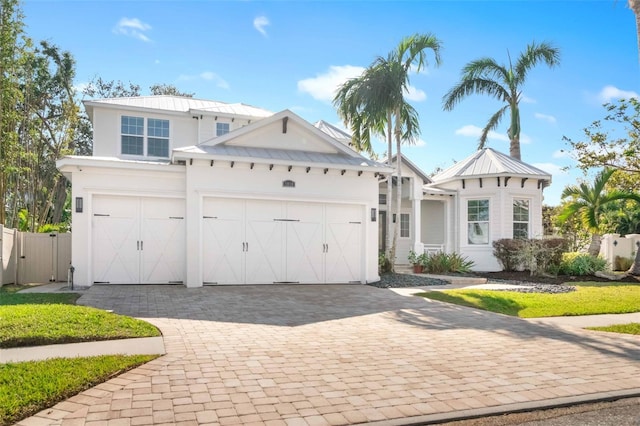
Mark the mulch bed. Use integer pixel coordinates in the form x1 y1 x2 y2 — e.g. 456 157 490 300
472 270 640 285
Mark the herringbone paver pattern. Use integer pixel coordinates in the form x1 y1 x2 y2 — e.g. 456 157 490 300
16 284 640 425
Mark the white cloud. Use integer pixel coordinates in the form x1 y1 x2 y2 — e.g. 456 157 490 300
405 86 426 102
253 16 270 37
298 65 365 102
598 85 639 103
113 17 152 42
534 112 556 124
454 125 509 142
178 71 229 89
408 138 426 147
520 94 536 104
454 125 532 145
532 162 567 176
552 149 569 159
74 82 89 94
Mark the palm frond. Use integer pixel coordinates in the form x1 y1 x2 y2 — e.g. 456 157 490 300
514 41 560 85
479 105 509 148
443 78 510 111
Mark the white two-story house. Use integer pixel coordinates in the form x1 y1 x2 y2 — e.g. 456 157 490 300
58 95 551 287
57 96 390 288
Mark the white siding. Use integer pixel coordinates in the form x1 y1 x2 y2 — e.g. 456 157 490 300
184 160 379 287
69 164 186 287
92 108 198 157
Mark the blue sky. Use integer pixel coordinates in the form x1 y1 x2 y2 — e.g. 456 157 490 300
23 0 639 205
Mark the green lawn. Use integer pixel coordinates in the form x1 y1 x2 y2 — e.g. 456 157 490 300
0 355 157 426
0 292 160 348
588 323 640 335
417 282 640 318
0 287 163 425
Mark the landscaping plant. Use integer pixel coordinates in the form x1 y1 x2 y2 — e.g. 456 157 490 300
422 251 474 274
558 252 608 276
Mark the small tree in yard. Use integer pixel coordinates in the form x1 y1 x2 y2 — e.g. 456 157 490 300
558 168 640 257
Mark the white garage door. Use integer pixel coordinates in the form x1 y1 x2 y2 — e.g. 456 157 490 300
92 195 185 284
202 198 362 285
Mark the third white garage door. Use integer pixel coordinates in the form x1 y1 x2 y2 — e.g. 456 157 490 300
202 198 362 284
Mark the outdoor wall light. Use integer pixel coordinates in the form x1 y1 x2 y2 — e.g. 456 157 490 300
371 208 376 222
75 197 83 213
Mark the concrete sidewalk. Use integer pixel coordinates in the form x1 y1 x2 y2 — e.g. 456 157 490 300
526 312 640 329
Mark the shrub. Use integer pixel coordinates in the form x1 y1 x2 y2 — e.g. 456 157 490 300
422 252 474 273
493 238 567 275
493 239 524 271
614 256 634 271
378 252 392 274
558 252 608 276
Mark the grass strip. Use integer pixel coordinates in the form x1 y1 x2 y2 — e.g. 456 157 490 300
587 323 640 335
417 283 640 318
0 355 157 426
0 292 79 305
0 304 161 348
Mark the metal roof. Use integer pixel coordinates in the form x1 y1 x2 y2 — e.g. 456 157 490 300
431 148 551 183
84 95 273 118
313 120 352 146
173 145 385 169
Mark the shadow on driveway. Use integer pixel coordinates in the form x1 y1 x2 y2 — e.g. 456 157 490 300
78 283 640 364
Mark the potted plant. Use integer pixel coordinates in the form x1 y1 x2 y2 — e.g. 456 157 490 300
408 250 423 273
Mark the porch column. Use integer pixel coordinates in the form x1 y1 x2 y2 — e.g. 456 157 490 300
411 177 423 253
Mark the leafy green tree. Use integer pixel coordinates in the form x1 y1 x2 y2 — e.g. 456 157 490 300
558 168 640 256
563 99 640 176
0 0 26 226
442 41 560 160
150 83 194 97
83 76 141 99
334 33 442 268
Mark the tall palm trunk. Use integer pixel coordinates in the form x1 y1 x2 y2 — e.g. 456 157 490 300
587 233 601 257
628 243 640 275
630 0 640 66
392 107 402 269
385 114 394 271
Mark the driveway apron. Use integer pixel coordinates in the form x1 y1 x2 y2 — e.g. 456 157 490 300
17 284 640 426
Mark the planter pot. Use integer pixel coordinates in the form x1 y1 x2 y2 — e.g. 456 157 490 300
413 264 423 273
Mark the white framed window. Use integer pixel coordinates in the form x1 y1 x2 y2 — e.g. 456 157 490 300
121 116 170 158
400 213 410 238
216 122 230 136
379 193 387 205
121 116 144 156
513 199 530 239
467 199 489 245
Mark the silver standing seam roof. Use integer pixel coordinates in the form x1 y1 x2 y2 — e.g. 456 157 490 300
173 145 384 169
84 95 273 119
431 148 551 183
313 120 352 146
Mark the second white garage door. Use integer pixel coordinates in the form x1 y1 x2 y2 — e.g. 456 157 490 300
202 198 362 284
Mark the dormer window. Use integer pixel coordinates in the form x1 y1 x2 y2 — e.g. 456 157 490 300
121 116 170 158
216 122 230 136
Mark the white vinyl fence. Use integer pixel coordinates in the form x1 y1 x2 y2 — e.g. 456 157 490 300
600 233 640 270
0 225 71 286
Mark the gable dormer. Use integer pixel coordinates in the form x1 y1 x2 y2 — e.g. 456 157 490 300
84 96 273 160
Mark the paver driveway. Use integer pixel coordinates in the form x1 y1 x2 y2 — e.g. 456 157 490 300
19 284 640 426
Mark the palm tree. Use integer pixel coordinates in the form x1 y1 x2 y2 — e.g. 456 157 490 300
558 168 640 256
442 41 560 160
334 33 442 269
